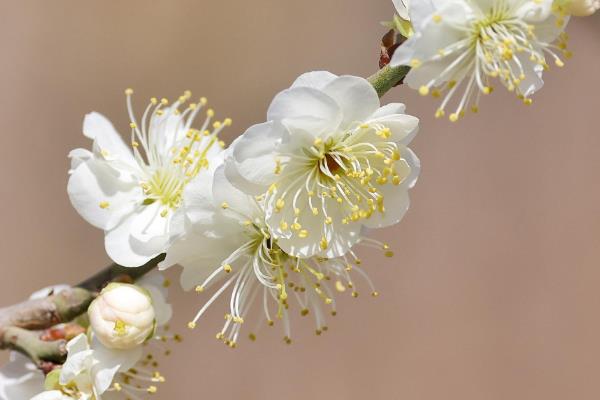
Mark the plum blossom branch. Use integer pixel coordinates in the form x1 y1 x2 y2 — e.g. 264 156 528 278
0 254 164 368
368 64 411 98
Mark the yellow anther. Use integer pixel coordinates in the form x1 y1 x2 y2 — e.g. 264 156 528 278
195 285 204 293
432 14 442 23
410 58 421 68
187 322 196 329
371 291 380 297
99 201 110 209
224 118 232 126
335 281 346 292
300 308 309 316
555 59 564 67
320 237 328 250
125 88 133 95
279 220 289 231
130 122 137 129
275 198 285 211
147 386 157 394
223 264 232 273
449 113 459 122
200 97 208 105
418 86 429 96
299 229 308 238
313 137 323 146
248 333 256 341
221 202 229 209
206 109 214 117
325 216 333 225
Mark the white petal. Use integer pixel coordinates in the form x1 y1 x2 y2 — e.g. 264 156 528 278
129 202 170 244
31 391 71 400
322 76 381 129
290 71 338 90
369 103 407 118
367 113 420 144
68 148 93 172
83 113 136 168
362 188 410 229
225 121 284 194
267 87 342 136
90 336 142 394
104 214 161 267
67 159 141 231
212 165 261 223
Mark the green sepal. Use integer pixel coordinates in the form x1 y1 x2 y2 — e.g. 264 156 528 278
44 369 62 391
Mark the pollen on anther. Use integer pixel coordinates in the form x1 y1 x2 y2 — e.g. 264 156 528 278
187 322 196 329
99 201 110 209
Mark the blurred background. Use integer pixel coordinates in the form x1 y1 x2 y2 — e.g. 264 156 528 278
1 1 599 399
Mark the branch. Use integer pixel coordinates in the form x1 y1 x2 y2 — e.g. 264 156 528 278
77 254 165 292
0 254 164 366
368 64 411 98
0 327 66 370
0 288 94 337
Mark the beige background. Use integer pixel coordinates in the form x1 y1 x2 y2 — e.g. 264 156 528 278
1 1 599 399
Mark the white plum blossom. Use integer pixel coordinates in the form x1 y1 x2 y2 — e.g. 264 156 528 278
161 162 391 346
225 71 420 259
68 90 228 267
391 0 570 120
88 283 156 350
31 273 173 400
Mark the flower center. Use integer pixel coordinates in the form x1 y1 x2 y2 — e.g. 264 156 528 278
143 168 186 209
124 90 231 216
269 124 408 250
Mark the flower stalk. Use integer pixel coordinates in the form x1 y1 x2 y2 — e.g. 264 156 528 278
368 64 410 98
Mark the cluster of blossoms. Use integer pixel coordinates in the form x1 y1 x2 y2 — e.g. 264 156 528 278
390 0 588 120
0 1 596 399
68 72 421 347
1 274 174 400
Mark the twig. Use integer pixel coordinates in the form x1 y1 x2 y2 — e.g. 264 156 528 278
77 254 165 292
0 254 164 366
368 64 411 98
0 327 66 370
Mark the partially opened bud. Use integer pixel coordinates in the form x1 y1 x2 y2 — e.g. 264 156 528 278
568 0 599 16
88 283 156 349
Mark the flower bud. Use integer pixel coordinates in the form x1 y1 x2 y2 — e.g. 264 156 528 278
567 0 599 16
88 283 156 350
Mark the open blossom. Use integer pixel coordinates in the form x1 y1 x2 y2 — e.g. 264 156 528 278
30 273 174 400
225 71 420 259
68 90 228 267
391 0 570 120
161 163 392 346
